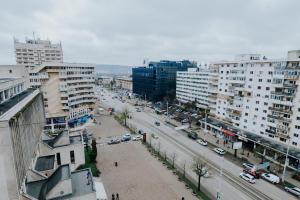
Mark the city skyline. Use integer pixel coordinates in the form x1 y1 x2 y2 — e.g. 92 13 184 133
1 0 300 66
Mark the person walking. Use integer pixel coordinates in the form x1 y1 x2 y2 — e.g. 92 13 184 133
112 193 115 200
116 193 119 200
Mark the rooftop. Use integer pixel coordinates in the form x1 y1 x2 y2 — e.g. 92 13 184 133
43 129 82 148
0 88 36 117
35 155 55 172
26 165 95 200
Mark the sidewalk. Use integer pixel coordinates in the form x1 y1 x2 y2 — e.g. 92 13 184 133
155 113 300 187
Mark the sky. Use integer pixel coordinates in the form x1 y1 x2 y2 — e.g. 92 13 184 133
0 0 300 66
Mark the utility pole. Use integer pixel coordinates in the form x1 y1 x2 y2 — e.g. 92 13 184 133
204 108 208 133
282 137 291 182
166 101 169 122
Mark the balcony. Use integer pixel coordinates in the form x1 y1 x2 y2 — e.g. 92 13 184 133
270 99 293 107
271 91 295 97
267 114 292 123
269 106 292 114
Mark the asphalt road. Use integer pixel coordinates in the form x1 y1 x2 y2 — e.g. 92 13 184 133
97 87 297 200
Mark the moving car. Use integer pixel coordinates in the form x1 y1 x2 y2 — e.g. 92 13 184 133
155 121 160 126
285 186 300 197
121 133 131 142
242 163 255 170
213 148 226 155
108 139 120 145
197 138 208 146
239 172 255 184
261 173 280 184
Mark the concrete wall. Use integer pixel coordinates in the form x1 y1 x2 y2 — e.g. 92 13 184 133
0 92 45 199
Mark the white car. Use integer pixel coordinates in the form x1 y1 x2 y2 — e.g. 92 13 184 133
239 172 255 184
261 173 280 184
213 148 226 155
242 163 255 170
133 135 142 141
197 138 208 146
151 134 159 139
285 186 300 197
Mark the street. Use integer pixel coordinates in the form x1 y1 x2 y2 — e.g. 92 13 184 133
98 87 298 200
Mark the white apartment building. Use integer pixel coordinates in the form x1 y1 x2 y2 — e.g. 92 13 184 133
211 51 300 148
14 38 63 69
176 68 209 109
30 62 96 131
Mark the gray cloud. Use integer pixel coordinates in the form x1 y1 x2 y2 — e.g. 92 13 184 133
0 0 300 65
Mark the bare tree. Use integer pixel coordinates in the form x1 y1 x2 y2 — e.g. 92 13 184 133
171 152 177 168
191 156 208 192
182 160 187 178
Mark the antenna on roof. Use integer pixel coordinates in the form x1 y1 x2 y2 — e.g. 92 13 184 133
33 31 36 41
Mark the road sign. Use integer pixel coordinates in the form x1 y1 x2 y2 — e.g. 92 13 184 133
232 142 243 150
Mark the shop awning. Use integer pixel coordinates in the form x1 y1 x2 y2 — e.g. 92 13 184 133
221 128 236 136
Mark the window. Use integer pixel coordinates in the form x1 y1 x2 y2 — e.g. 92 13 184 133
244 119 247 122
295 125 300 129
56 153 61 165
263 110 267 113
70 151 75 163
245 113 249 116
258 86 261 89
264 102 268 106
262 117 266 120
256 101 259 104
268 71 273 75
249 78 253 81
294 133 299 138
267 79 271 83
257 94 261 97
266 87 270 90
292 142 297 146
250 71 253 74
255 108 259 111
259 79 262 82
297 117 300 120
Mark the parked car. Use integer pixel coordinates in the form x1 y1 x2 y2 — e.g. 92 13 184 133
133 135 142 141
242 168 261 179
181 119 189 123
188 132 198 140
108 139 120 145
136 108 141 112
242 163 255 170
138 129 145 135
121 133 131 142
213 148 226 155
197 138 208 146
261 173 280 184
285 186 300 197
239 172 255 184
155 121 160 126
151 133 159 139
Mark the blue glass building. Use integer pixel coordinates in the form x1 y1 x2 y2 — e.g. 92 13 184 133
132 60 196 102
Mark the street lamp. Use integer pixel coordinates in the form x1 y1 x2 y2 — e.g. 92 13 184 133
282 136 291 183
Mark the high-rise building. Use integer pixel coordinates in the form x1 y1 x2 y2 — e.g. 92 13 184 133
207 51 300 149
132 60 197 102
176 67 209 109
14 38 63 69
29 62 96 131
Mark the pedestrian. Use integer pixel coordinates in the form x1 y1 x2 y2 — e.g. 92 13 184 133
112 193 115 200
182 197 185 200
116 193 119 200
115 161 118 167
247 152 250 157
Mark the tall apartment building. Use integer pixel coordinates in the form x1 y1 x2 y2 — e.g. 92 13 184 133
14 38 63 69
210 51 300 148
30 62 96 131
176 68 209 109
133 60 197 102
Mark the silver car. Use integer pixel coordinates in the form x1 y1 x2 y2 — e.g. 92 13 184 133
285 186 300 197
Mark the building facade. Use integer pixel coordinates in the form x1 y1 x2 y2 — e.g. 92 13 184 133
132 60 196 102
115 77 132 91
14 38 63 69
176 68 209 109
0 89 45 200
0 65 29 107
209 52 300 149
29 62 96 131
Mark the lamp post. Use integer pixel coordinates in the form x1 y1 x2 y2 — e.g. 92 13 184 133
282 137 291 183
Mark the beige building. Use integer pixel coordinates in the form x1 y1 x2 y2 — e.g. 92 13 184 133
29 62 96 131
14 38 63 69
115 77 132 91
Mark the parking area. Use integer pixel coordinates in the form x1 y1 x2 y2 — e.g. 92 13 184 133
88 112 199 200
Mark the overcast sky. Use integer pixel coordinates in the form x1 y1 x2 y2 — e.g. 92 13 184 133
0 0 300 66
